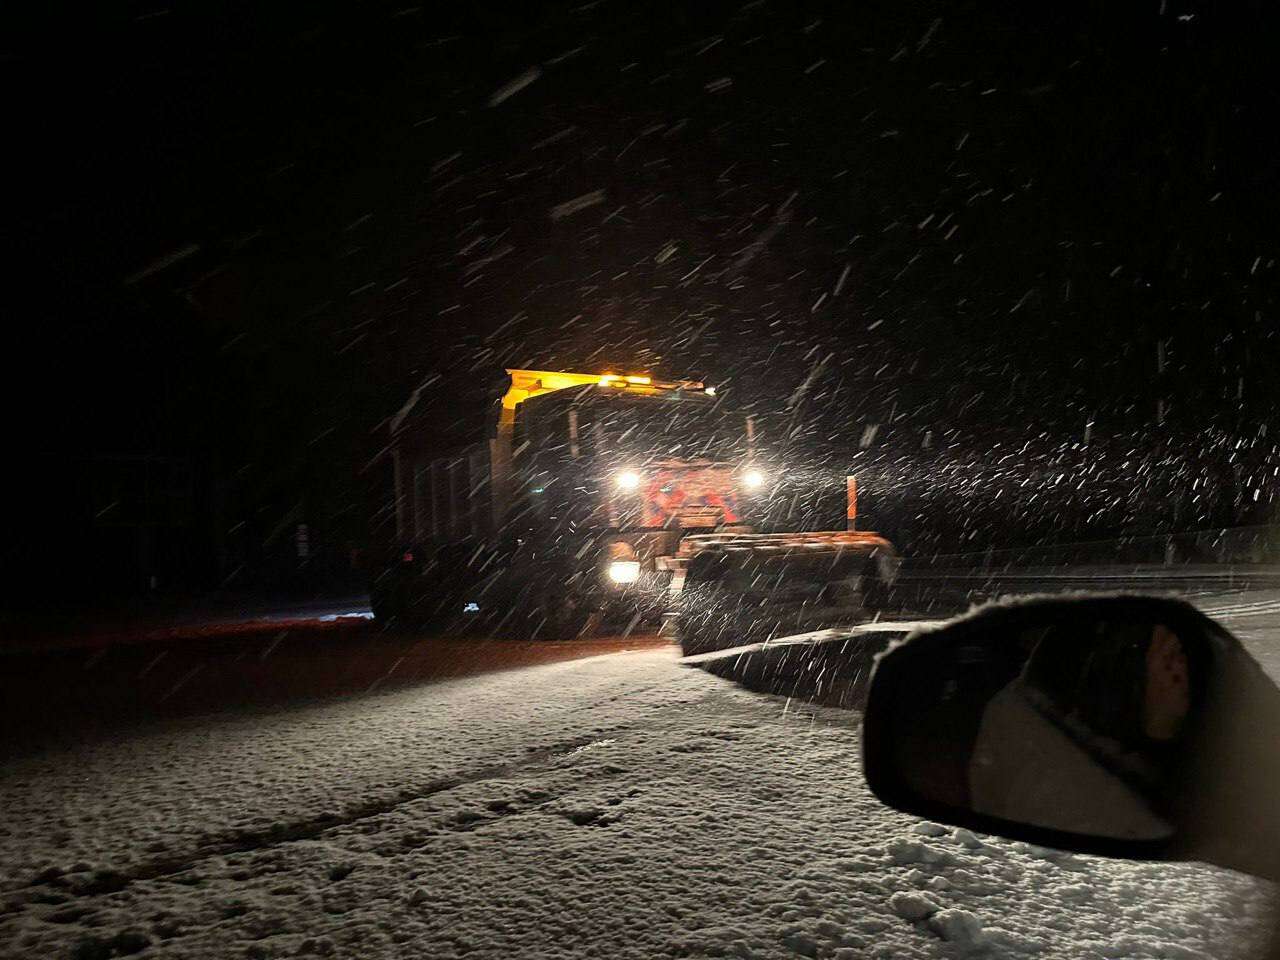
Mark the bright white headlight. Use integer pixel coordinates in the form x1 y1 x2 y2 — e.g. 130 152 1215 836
607 560 641 584
615 470 642 491
742 469 766 490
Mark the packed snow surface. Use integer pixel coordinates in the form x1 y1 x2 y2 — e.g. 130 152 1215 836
0 646 1272 958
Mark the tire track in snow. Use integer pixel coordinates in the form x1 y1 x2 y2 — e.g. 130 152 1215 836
1 671 791 925
0 732 619 916
2 668 721 920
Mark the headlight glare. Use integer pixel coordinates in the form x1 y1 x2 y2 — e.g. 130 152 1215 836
615 470 642 492
607 560 641 584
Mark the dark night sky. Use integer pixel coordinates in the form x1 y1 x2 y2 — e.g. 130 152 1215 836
3 0 1278 583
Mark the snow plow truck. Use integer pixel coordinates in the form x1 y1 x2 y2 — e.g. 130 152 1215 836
371 368 898 652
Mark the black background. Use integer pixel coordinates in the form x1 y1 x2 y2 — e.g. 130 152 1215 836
3 1 1277 603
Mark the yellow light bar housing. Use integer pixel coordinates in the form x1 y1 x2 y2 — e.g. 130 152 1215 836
502 368 705 411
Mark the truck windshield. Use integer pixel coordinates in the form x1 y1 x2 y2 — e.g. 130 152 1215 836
515 389 753 463
583 394 748 462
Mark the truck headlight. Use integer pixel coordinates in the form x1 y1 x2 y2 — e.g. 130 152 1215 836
607 560 641 584
742 469 766 490
615 470 642 492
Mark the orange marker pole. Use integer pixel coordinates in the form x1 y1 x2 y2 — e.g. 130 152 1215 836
846 476 858 531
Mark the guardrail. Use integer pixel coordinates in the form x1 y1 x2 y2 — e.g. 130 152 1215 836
904 524 1280 570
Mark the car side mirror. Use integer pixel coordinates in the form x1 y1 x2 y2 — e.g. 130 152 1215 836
862 594 1280 881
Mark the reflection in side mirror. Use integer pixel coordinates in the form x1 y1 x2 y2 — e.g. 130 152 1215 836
968 619 1196 841
863 596 1229 853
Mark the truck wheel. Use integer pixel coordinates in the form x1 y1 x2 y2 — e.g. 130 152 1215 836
506 594 597 640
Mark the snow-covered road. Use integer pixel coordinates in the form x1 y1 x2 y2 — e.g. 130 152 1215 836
2 603 1277 959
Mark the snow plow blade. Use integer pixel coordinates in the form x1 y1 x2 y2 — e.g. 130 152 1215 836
670 531 899 655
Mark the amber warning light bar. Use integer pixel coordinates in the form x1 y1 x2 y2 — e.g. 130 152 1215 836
597 373 707 391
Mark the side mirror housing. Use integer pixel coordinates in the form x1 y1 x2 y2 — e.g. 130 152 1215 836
862 594 1280 880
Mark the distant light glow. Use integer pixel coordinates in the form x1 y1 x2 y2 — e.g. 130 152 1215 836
463 601 481 613
743 469 766 490
616 469 642 491
607 560 641 584
704 386 716 396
